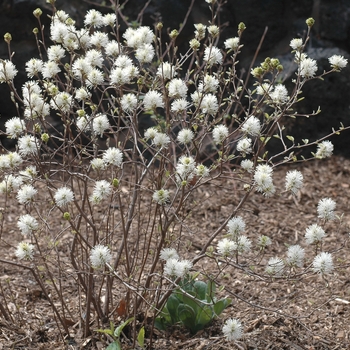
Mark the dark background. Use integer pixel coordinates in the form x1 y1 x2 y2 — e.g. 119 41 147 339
1 0 349 156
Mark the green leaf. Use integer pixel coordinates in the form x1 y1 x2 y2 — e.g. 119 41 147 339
106 341 121 350
195 305 214 330
286 135 294 142
205 280 216 302
137 327 145 348
193 280 207 300
166 294 181 323
213 298 231 316
178 304 196 332
114 317 134 338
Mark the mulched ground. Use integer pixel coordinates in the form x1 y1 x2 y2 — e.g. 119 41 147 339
0 156 349 349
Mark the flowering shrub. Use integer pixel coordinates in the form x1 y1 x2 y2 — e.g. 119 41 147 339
0 0 349 347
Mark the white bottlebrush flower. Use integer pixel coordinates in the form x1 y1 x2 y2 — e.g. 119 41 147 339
6 152 23 168
54 187 74 207
76 116 91 131
285 170 303 195
5 117 25 138
19 165 37 181
254 164 275 196
265 257 284 276
171 98 189 113
222 318 243 341
217 238 237 257
50 91 73 113
143 90 164 110
86 68 104 88
84 9 104 28
299 57 317 78
42 61 61 79
17 214 39 236
207 25 219 37
91 180 112 203
25 58 43 78
153 132 170 149
213 124 229 144
17 184 37 204
203 46 223 66
120 93 138 113
236 235 252 253
85 49 104 67
144 127 158 140
114 55 133 68
328 55 348 70
237 137 253 155
312 252 334 275
286 245 305 267
18 135 39 156
317 198 336 221
168 78 188 99
305 223 326 245
15 242 35 260
157 62 176 80
103 13 116 27
315 140 333 159
240 159 254 173
123 26 154 49
92 114 110 137
227 216 245 238
160 248 179 261
164 258 192 278
135 43 155 63
270 84 289 104
152 189 170 205
256 83 272 96
200 93 219 115
0 59 18 82
289 38 303 51
177 155 196 178
90 158 105 171
1 174 23 193
75 87 91 101
198 74 219 93
110 66 131 85
102 147 123 167
72 57 92 80
257 235 272 249
105 40 122 57
90 32 109 48
224 37 240 51
177 129 194 144
47 45 65 61
194 23 206 40
90 244 112 269
241 116 261 137
195 164 210 178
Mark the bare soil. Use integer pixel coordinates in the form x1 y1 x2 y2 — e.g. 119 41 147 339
1 156 350 350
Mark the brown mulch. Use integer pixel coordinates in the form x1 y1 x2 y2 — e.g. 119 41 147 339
0 156 350 349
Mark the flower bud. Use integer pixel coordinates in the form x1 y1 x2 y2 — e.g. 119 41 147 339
169 29 179 39
33 28 39 35
112 178 119 188
46 0 56 4
156 22 163 31
63 212 71 220
306 17 315 27
4 32 12 44
66 18 75 26
77 109 86 117
41 133 49 143
189 38 200 50
33 8 42 18
207 25 219 38
238 22 246 35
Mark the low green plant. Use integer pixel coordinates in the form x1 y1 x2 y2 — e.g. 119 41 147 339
97 318 145 350
155 277 231 334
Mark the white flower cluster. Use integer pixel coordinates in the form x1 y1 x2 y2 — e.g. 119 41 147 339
160 248 192 278
217 216 251 257
175 155 210 184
